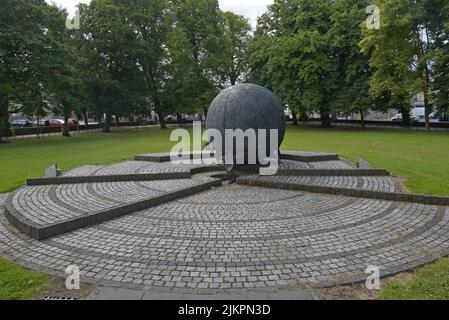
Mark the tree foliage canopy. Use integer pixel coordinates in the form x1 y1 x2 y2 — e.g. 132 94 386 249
1 0 448 141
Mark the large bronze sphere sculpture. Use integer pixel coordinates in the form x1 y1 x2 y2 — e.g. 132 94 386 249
206 84 286 174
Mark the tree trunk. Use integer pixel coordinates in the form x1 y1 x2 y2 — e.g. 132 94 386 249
76 115 81 133
424 64 432 133
154 101 166 129
0 103 9 144
291 110 298 126
424 93 431 132
103 113 112 133
320 108 332 128
400 107 411 127
37 115 41 140
157 111 166 129
82 111 89 130
63 112 70 137
115 116 120 128
0 98 12 143
359 108 366 130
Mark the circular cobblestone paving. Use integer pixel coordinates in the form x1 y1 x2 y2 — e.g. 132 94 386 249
1 155 449 294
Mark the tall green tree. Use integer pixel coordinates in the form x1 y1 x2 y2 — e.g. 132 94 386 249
330 0 374 128
0 0 70 142
429 0 449 114
219 12 252 86
360 0 449 130
170 0 224 115
249 1 309 123
249 0 343 127
45 5 82 137
127 0 172 129
81 0 144 133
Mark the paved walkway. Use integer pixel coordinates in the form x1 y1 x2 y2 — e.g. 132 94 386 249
85 285 315 300
0 153 448 299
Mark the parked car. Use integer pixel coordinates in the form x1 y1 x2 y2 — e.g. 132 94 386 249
45 119 78 127
32 119 47 127
391 106 425 123
11 119 32 128
429 111 448 122
45 119 64 127
391 114 419 123
412 106 425 120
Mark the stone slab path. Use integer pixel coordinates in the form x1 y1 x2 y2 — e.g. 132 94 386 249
85 285 315 300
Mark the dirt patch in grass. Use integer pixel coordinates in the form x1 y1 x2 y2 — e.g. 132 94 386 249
315 272 414 300
394 176 411 193
37 277 94 300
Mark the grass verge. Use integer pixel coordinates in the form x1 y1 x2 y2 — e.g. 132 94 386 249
379 258 449 300
0 258 50 300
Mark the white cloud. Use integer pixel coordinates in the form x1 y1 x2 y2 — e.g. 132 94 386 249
46 0 273 27
46 0 90 15
219 0 273 27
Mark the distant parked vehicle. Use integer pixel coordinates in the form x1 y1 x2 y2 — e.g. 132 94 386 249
429 111 448 122
413 111 449 124
391 114 421 124
45 119 64 127
391 114 402 122
411 106 425 121
32 119 47 127
11 119 32 128
45 119 78 127
417 112 442 123
391 114 419 123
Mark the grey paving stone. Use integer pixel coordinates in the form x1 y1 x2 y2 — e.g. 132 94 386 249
0 157 449 298
86 287 145 300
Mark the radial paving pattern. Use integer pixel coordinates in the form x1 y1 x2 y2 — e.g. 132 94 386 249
10 178 214 226
1 153 449 294
62 161 204 177
241 175 398 193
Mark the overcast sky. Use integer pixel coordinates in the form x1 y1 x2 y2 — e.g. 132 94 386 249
46 0 273 28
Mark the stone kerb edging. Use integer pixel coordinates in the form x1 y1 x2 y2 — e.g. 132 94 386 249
236 177 449 206
134 151 340 163
5 179 223 240
26 166 226 186
26 172 193 186
134 151 214 163
26 167 390 186
281 152 340 162
274 169 390 177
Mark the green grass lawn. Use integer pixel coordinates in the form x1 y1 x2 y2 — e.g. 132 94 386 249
379 258 449 300
0 126 448 195
0 128 178 193
0 258 49 300
282 126 449 196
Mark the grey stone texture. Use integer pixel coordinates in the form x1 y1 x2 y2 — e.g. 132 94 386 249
86 285 315 300
357 157 370 170
237 175 449 205
1 152 449 297
205 84 286 164
45 164 61 178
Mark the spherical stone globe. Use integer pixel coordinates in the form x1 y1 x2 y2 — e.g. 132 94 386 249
206 84 285 168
